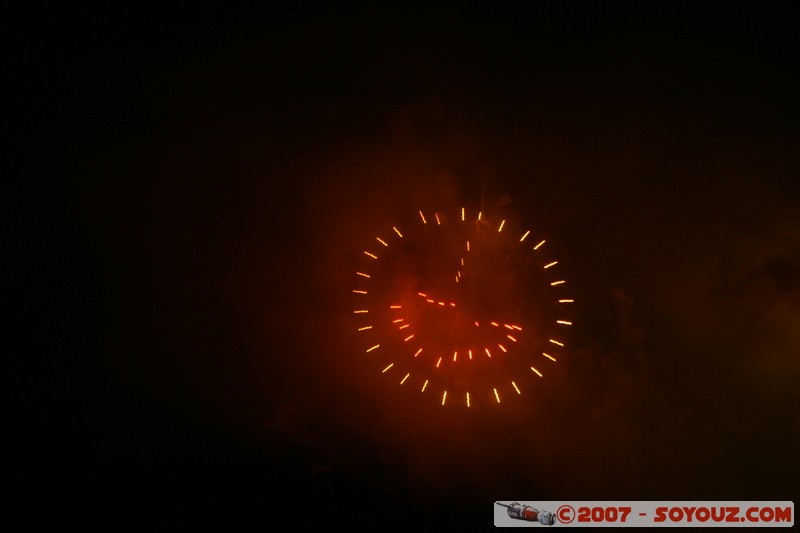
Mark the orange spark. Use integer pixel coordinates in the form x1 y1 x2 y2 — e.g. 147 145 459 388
352 290 367 294
534 240 545 250
453 351 457 362
544 261 558 269
557 320 572 325
376 237 388 247
414 348 423 357
498 344 507 353
506 334 517 342
478 211 482 221
364 251 377 259
392 318 404 323
543 352 557 361
549 339 564 346
466 240 470 252
520 230 530 242
436 357 442 368
485 348 492 358
357 326 372 331
393 226 403 237
366 344 379 353
438 301 445 306
466 392 470 407
419 210 426 224
490 321 499 327
382 363 393 373
421 380 428 392
399 324 410 329
494 388 500 403
389 305 402 309
404 334 414 342
531 367 543 377
498 220 505 232
468 349 473 359
512 381 521 394
550 280 565 286
559 299 574 303
400 373 409 384
461 207 465 221
435 213 441 225
356 272 370 278
442 391 447 405
418 292 427 297
354 310 368 314
426 299 434 303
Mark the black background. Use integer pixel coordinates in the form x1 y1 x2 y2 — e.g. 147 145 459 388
18 4 799 529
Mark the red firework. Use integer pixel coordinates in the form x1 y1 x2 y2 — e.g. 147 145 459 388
353 207 573 407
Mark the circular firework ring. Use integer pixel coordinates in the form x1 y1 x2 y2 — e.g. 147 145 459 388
352 207 573 407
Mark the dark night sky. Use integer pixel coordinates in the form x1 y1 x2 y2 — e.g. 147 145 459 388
18 4 799 529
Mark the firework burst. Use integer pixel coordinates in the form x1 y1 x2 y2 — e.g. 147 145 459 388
352 207 573 407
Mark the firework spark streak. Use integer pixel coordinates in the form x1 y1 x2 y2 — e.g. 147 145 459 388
352 206 574 407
